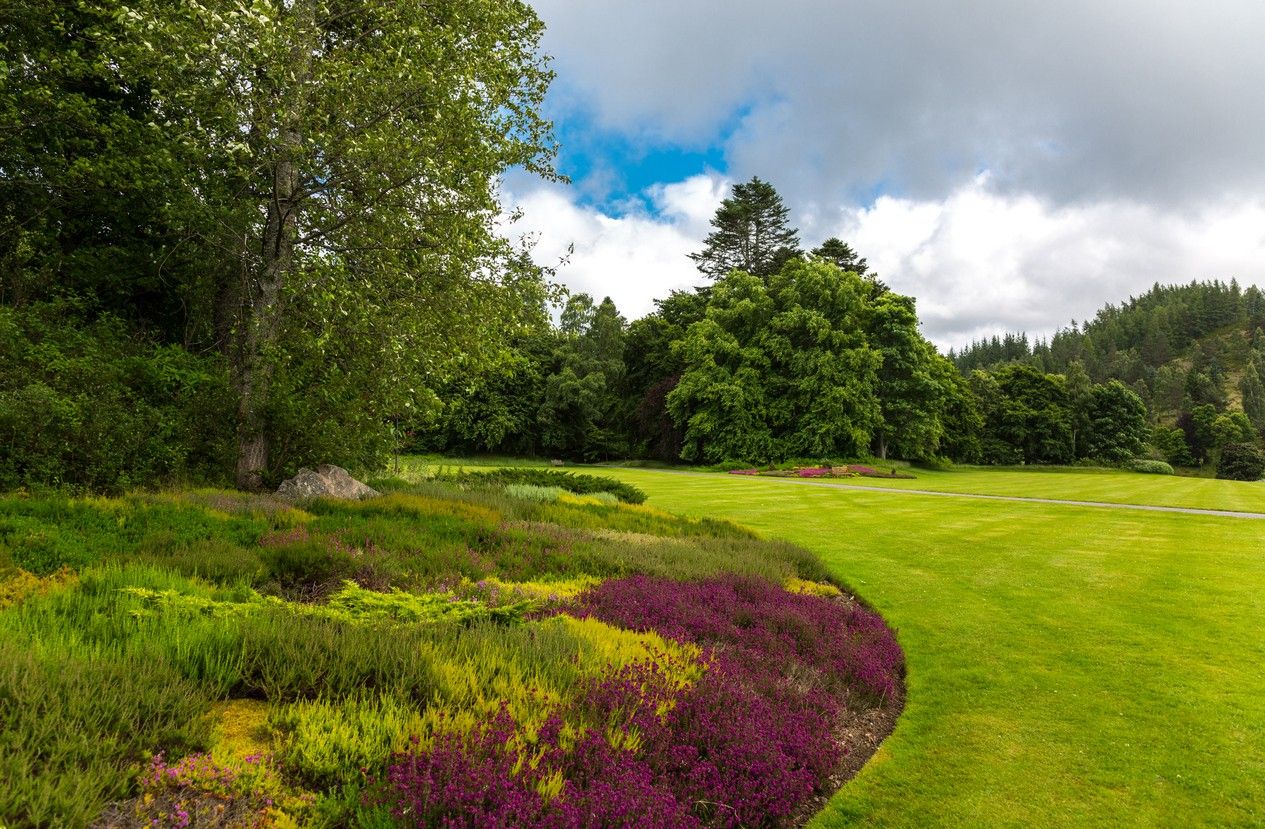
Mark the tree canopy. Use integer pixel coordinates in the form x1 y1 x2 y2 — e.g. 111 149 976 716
2 0 558 490
688 177 800 279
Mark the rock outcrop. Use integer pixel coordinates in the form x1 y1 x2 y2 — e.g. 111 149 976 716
276 464 380 500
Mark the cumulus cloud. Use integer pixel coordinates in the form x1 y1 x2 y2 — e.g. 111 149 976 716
505 175 1265 350
501 176 723 318
833 177 1265 347
532 0 1265 209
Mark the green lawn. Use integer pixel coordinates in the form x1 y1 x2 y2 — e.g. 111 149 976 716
590 467 1265 828
735 465 1265 513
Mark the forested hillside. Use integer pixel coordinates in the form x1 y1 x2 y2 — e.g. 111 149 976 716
952 280 1265 473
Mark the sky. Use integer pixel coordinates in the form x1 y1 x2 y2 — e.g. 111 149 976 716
500 0 1265 351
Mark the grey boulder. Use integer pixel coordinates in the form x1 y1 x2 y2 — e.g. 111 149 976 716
276 464 380 500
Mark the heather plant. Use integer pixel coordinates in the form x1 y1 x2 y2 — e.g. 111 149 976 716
95 751 311 828
271 694 428 790
375 708 700 829
0 565 77 608
434 468 648 504
572 575 903 703
0 637 212 828
505 483 567 502
784 576 843 597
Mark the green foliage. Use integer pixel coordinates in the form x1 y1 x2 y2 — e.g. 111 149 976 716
0 304 233 491
0 637 212 828
436 468 647 504
1123 459 1175 475
271 694 426 790
4 0 559 489
867 292 960 460
1216 443 1265 481
1084 381 1149 461
505 483 568 502
669 261 883 464
982 363 1074 464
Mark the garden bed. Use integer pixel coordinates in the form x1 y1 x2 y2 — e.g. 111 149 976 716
0 476 903 828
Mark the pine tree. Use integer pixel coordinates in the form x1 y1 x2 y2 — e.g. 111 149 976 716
1241 358 1265 429
688 177 801 279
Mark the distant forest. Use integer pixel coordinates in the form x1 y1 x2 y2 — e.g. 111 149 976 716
424 180 1265 476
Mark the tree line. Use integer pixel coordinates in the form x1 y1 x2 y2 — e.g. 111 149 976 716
426 178 1161 472
4 0 1255 488
952 279 1265 477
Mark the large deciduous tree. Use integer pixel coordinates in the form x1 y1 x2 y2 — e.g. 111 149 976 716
668 260 882 464
115 0 556 488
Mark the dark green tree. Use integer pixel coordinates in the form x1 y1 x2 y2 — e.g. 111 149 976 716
811 238 868 274
111 0 557 488
990 363 1073 464
668 260 882 464
688 177 801 279
1083 381 1148 461
866 293 948 460
1217 443 1265 481
1240 357 1265 429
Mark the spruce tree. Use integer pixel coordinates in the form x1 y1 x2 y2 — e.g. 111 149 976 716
1241 357 1265 429
688 177 801 279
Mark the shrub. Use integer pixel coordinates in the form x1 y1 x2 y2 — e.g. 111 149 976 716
437 468 648 504
504 483 567 502
1123 458 1175 475
0 303 233 492
1217 443 1265 481
258 528 357 601
376 708 700 829
271 694 427 790
0 638 212 828
95 751 311 828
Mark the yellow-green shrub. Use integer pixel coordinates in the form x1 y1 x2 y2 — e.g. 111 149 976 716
0 566 76 608
784 576 843 597
270 694 427 790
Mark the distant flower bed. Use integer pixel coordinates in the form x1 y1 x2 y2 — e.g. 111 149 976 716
728 465 916 480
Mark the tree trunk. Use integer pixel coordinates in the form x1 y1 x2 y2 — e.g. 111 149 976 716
877 433 888 460
233 138 297 489
232 2 313 490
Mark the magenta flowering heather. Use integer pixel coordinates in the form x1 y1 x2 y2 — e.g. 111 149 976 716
571 575 903 703
380 577 903 828
377 707 699 828
796 467 831 478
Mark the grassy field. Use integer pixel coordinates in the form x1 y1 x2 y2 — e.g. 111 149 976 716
589 466 1265 828
756 465 1265 514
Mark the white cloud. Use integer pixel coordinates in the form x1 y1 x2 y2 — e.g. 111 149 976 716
833 178 1265 348
502 175 724 318
505 175 1265 351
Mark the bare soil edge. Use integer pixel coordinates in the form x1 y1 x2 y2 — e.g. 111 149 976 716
790 593 906 828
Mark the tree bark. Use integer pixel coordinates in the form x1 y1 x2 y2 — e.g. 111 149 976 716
233 2 313 490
